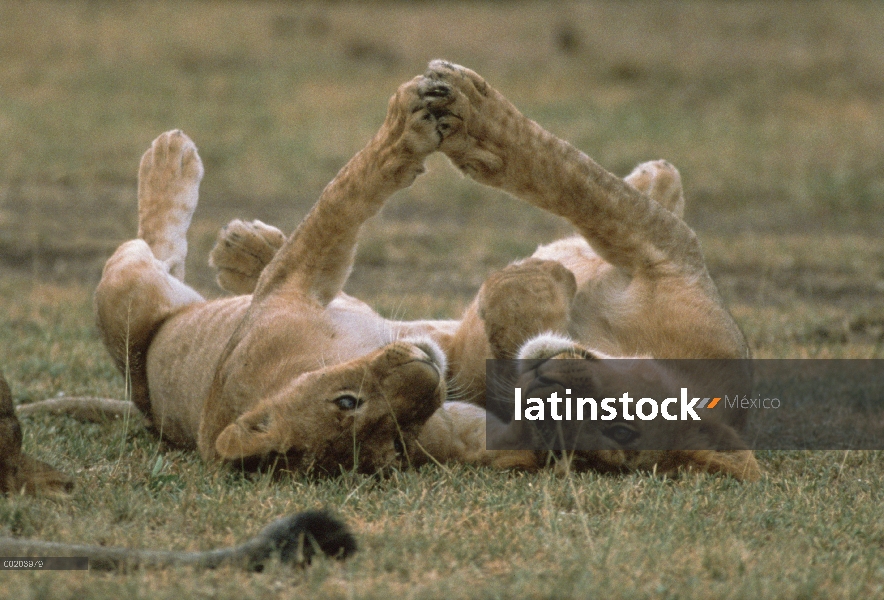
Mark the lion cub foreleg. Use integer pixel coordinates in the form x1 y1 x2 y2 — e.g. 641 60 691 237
205 161 686 301
475 259 577 360
444 259 578 405
427 60 703 275
251 76 460 307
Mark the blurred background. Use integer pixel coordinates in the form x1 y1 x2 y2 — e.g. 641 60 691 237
1 1 882 355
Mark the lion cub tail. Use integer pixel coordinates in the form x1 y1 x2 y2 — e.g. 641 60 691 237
0 510 357 571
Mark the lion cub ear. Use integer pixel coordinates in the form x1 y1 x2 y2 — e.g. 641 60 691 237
215 407 278 460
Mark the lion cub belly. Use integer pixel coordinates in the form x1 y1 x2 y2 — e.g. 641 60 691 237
146 296 251 448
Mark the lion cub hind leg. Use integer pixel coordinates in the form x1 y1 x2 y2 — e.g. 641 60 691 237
96 130 205 415
209 219 285 295
95 241 203 415
624 159 685 218
137 129 204 281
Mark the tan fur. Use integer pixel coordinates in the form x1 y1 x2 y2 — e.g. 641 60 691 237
201 62 757 480
94 80 529 474
208 219 286 296
426 61 755 479
0 372 74 496
429 60 748 363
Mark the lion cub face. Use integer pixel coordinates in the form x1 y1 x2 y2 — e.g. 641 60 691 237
214 340 445 474
511 335 761 481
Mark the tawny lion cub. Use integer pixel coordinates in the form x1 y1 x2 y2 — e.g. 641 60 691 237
205 62 759 480
95 78 462 473
96 62 757 479
425 61 756 479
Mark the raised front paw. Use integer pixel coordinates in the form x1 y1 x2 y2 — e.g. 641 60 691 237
208 219 285 295
478 259 577 359
373 74 462 188
421 60 524 185
137 129 204 279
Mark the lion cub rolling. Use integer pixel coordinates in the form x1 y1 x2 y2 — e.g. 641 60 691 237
204 62 759 480
93 62 757 480
94 76 533 474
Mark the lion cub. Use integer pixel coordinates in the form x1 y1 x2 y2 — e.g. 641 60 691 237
94 76 525 473
204 62 759 480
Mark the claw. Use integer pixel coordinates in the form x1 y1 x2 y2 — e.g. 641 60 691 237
424 60 489 97
420 82 451 99
412 79 453 117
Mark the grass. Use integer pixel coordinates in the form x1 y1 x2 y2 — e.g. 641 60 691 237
1 1 883 598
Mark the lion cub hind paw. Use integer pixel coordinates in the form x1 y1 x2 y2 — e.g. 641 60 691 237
624 160 685 217
209 219 285 295
137 129 204 280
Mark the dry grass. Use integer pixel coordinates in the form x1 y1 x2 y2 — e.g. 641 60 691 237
1 1 883 598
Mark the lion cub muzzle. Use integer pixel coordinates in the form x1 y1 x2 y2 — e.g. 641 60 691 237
509 347 760 481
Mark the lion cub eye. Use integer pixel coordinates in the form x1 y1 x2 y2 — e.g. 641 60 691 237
603 424 639 445
334 394 363 411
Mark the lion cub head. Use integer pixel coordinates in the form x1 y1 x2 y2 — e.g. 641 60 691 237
510 334 761 481
214 339 446 474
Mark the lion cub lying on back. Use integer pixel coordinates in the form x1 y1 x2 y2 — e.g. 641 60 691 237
94 62 758 480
